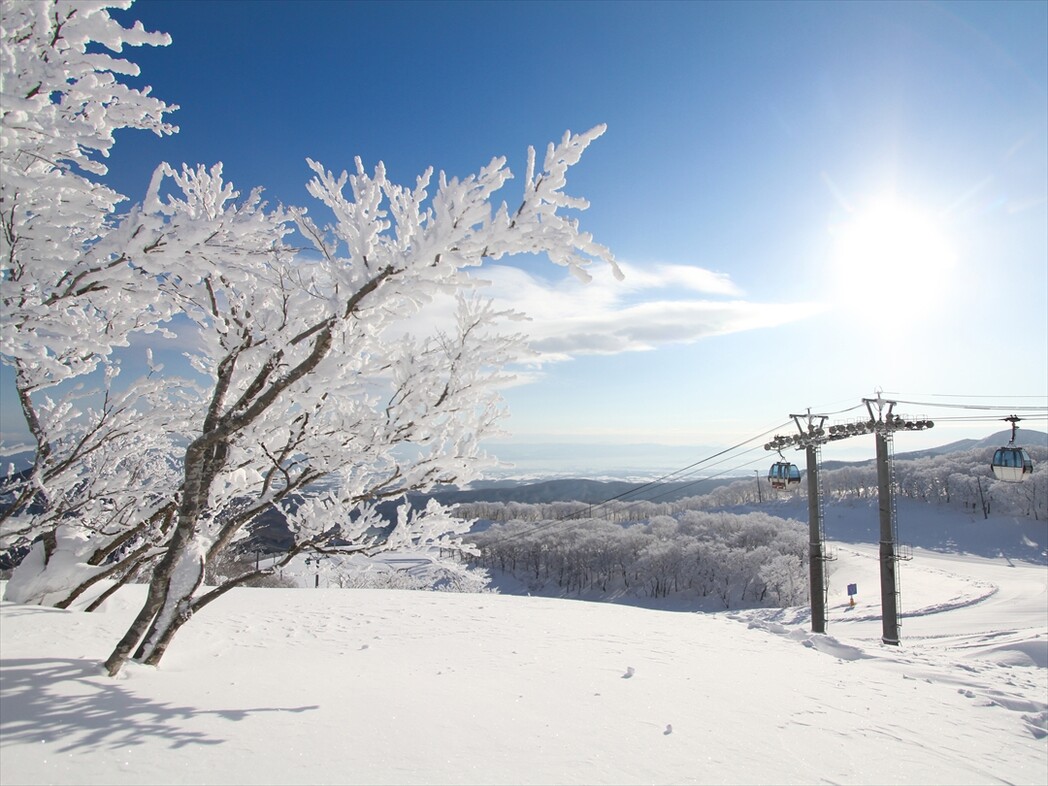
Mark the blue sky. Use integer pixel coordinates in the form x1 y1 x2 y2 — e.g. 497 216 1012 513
3 0 1047 473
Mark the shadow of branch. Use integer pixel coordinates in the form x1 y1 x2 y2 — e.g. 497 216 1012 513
0 658 318 752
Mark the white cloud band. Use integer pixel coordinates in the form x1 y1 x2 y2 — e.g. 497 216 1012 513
476 260 823 363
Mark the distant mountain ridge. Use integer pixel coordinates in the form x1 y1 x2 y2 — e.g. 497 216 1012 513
823 428 1048 469
417 476 741 506
439 429 1048 503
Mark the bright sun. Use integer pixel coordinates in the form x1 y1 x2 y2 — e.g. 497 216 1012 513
828 196 957 318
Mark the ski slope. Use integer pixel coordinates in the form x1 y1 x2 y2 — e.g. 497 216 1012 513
1 508 1045 785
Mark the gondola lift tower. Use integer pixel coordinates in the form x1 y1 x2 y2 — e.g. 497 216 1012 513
766 393 934 645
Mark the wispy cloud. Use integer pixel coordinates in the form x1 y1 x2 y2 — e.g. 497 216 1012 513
474 261 823 363
117 260 822 385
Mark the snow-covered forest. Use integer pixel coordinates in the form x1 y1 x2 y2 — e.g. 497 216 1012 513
470 511 809 606
456 442 1046 607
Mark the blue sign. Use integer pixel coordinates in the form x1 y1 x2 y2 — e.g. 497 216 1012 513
847 583 857 596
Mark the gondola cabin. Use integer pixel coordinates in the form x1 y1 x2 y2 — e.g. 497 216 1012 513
990 415 1035 483
768 461 801 490
991 446 1033 483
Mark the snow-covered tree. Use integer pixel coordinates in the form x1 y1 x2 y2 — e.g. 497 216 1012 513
0 365 191 608
1 0 183 602
1 0 177 392
0 1 622 677
101 127 619 676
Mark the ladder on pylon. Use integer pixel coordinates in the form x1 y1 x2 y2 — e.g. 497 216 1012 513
885 431 911 630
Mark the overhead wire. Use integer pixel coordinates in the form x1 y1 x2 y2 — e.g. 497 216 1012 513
479 428 786 545
608 450 769 511
881 391 1047 400
566 445 769 525
570 419 794 511
799 401 868 417
892 399 1047 412
915 413 1048 423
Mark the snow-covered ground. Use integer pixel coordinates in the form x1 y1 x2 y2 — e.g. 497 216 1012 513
2 504 1046 785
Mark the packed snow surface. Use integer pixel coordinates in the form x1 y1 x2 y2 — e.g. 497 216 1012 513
2 511 1046 785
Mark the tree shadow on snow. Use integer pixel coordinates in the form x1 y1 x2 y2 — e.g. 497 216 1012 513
0 657 318 752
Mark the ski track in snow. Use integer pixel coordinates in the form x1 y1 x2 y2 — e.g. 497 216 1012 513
733 542 1048 747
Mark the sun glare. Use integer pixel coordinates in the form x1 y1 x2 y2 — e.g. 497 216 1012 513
828 197 957 318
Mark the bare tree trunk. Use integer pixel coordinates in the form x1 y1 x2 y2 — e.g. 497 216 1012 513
136 545 205 665
105 436 216 676
103 550 182 676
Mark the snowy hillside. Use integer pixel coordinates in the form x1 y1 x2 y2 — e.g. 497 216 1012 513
1 501 1045 786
